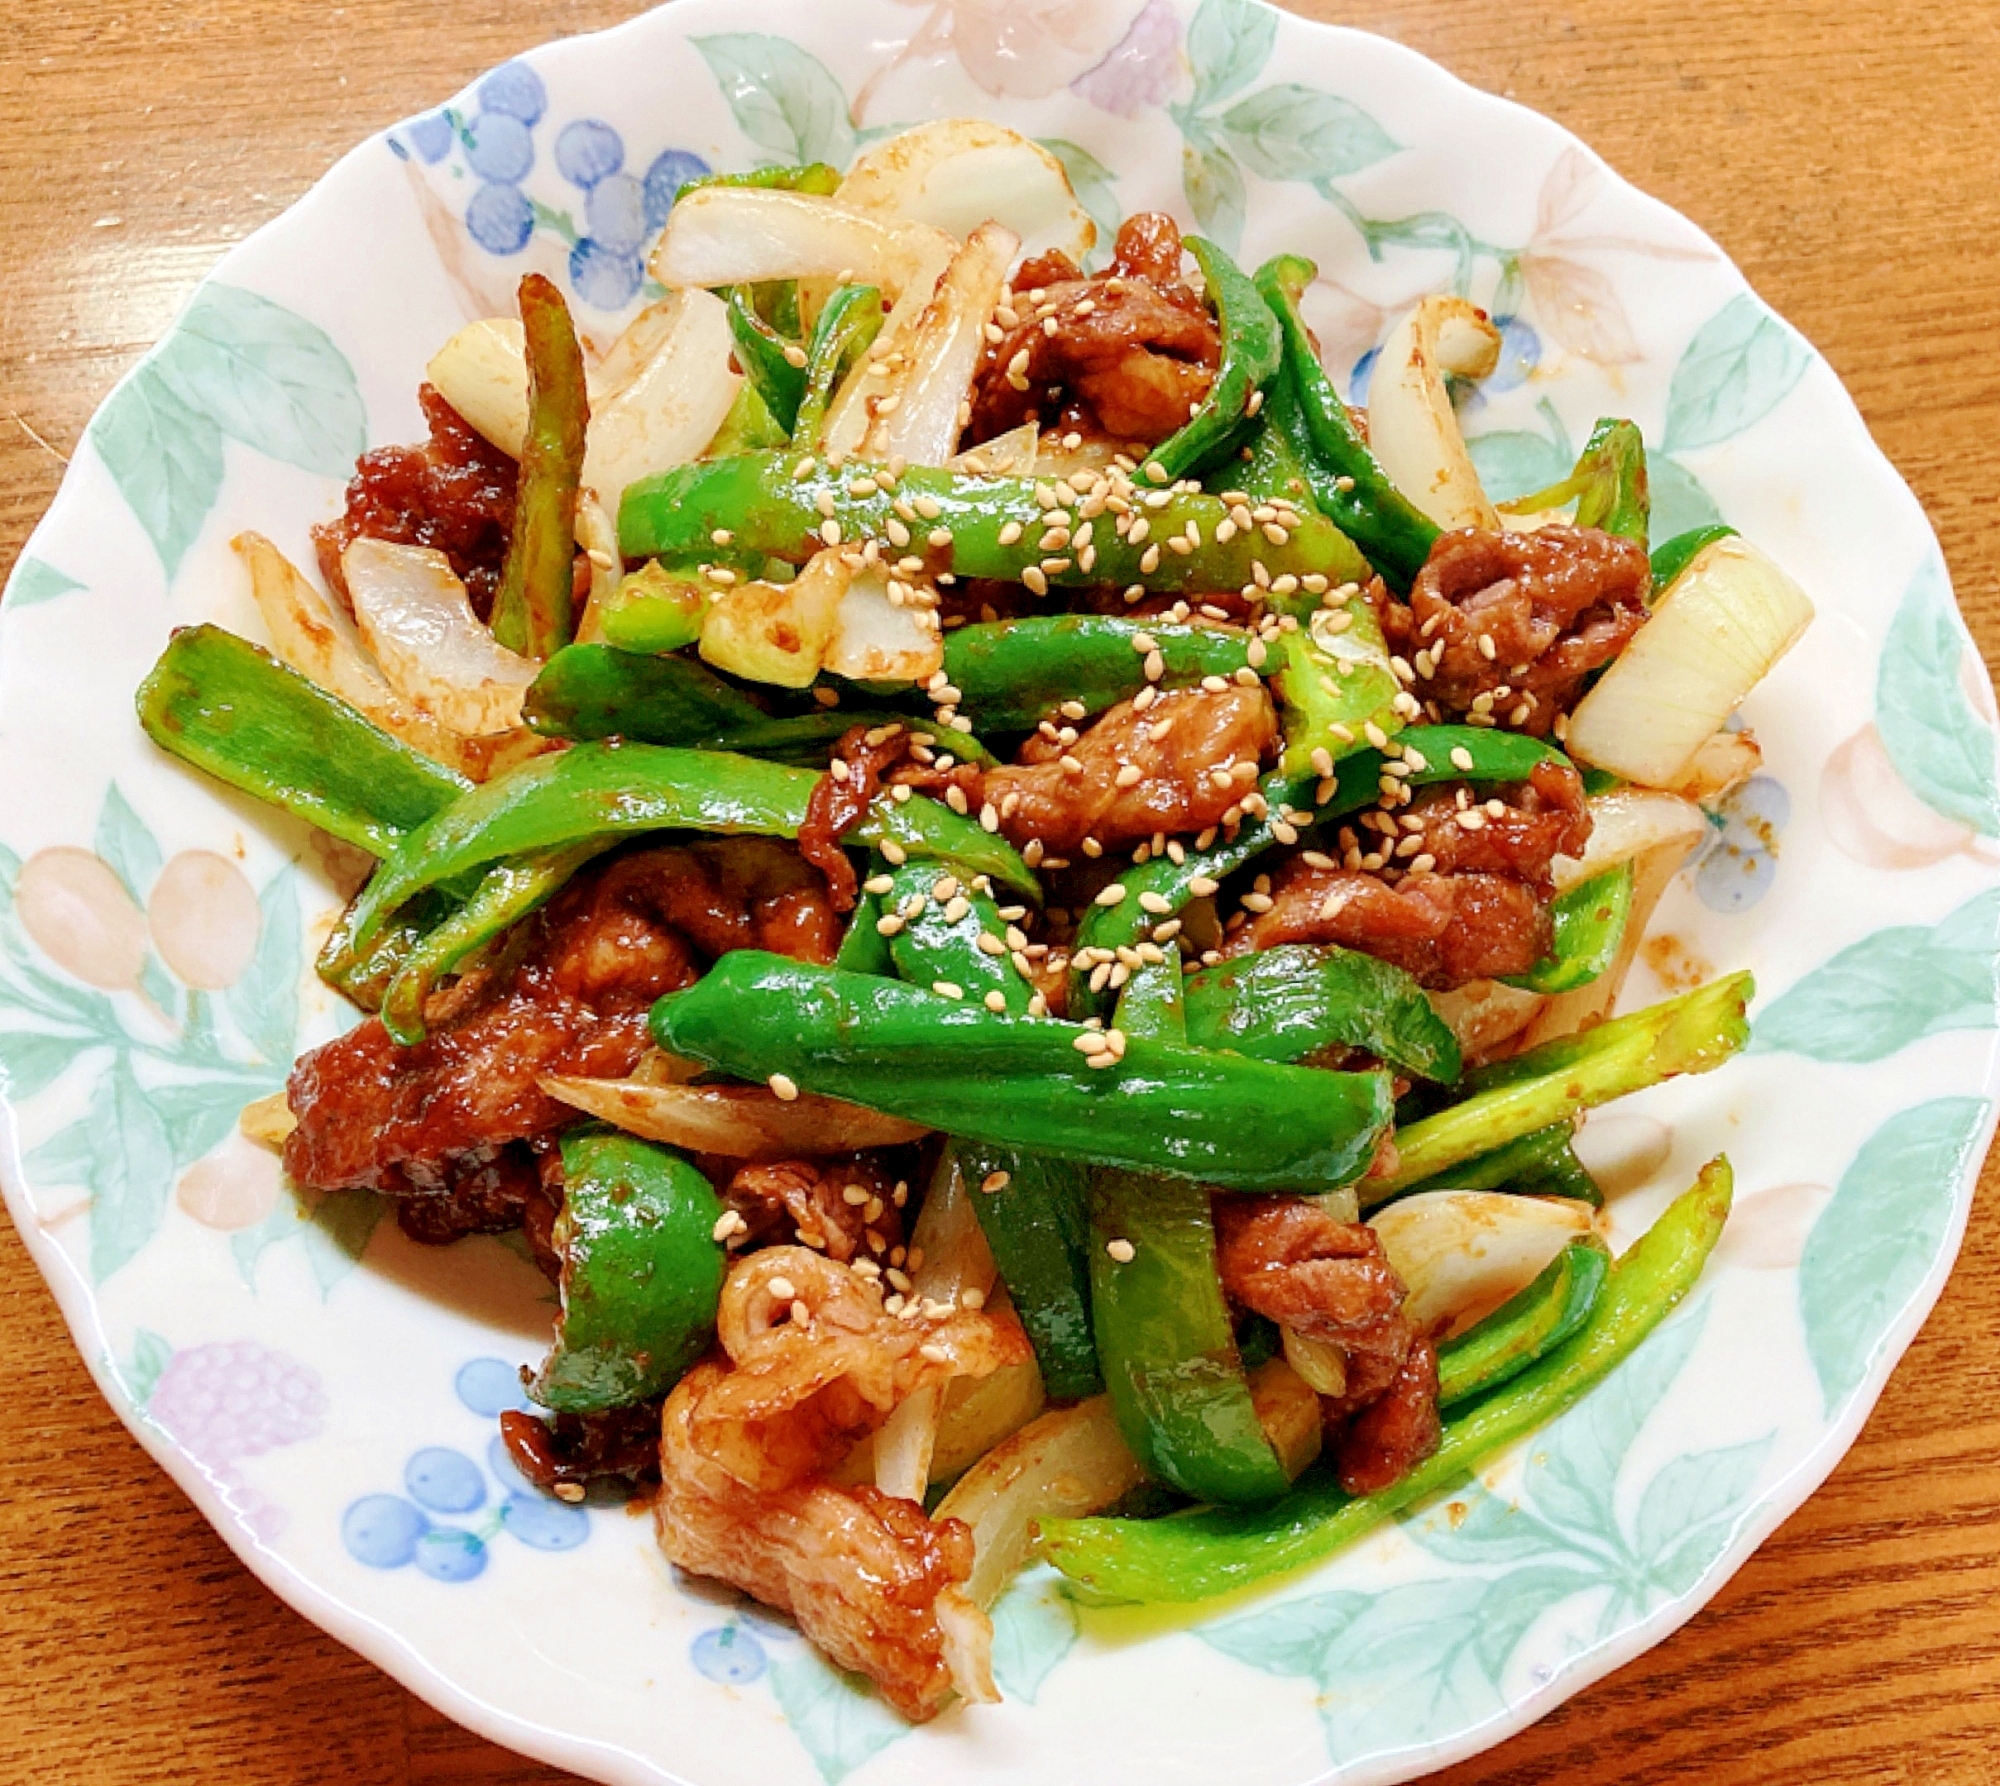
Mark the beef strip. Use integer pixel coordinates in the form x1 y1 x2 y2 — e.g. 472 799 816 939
500 1398 667 1495
1214 1196 1441 1495
313 384 517 618
1383 525 1650 734
967 213 1220 445
799 724 921 911
718 1154 907 1264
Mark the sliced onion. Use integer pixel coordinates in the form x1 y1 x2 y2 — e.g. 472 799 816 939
1280 1327 1347 1397
1247 1356 1323 1481
572 492 624 642
930 1358 1047 1488
937 1589 1000 1707
949 421 1039 478
539 1074 931 1157
233 532 493 775
1665 727 1763 802
932 1395 1145 1609
583 289 739 515
1552 787 1707 893
1367 296 1502 531
1565 535 1814 788
426 318 528 455
237 1090 295 1151
839 119 1095 264
820 239 958 460
699 551 848 689
342 537 538 734
824 562 944 684
652 185 957 298
1427 979 1548 1062
1370 1190 1596 1333
863 222 1019 466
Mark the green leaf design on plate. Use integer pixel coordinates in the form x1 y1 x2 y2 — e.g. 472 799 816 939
1218 84 1399 184
1877 554 2000 836
228 868 301 1067
123 1329 175 1406
1185 0 1278 113
1661 294 1811 454
1181 138 1246 254
24 1119 94 1184
1646 451 1726 540
1633 1434 1774 1596
152 1078 274 1167
1799 1096 1987 1414
1041 138 1120 273
1750 889 2000 1062
693 34 857 171
87 1054 176 1281
766 1647 909 1784
989 1567 1079 1704
95 782 162 906
4 558 84 611
152 285 368 479
231 1184 385 1297
90 364 225 579
1468 430 1572 505
0 1030 96 1101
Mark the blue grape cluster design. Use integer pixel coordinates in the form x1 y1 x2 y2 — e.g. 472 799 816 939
1695 773 1791 914
339 1357 589 1583
395 59 712 312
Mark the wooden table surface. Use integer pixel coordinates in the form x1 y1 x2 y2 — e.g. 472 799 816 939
4 1 1998 1779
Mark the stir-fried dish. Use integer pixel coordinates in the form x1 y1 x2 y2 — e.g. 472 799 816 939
135 120 1813 1720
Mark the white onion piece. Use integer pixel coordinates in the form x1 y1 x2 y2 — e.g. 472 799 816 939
232 532 488 775
1370 1191 1595 1333
699 551 848 688
1565 536 1814 788
652 185 956 297
237 1090 295 1152
1551 788 1708 893
572 492 623 643
820 232 957 459
930 1358 1047 1488
1367 297 1502 531
823 562 944 683
876 1152 1000 1503
1247 1357 1324 1481
933 1395 1146 1609
584 289 739 515
937 1589 1001 1707
864 221 1019 466
426 318 528 455
949 421 1039 478
538 1074 931 1157
1666 727 1763 803
838 119 1095 265
1427 979 1548 1062
342 538 539 734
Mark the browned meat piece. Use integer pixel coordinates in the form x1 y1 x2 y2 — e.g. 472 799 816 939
719 1154 906 1264
1232 761 1590 989
967 213 1219 445
393 1143 541 1246
984 683 1276 855
314 384 517 618
799 724 919 911
500 1397 667 1496
660 1363 981 1722
1383 525 1650 733
1337 1339 1442 1496
1213 1197 1440 1494
285 843 837 1196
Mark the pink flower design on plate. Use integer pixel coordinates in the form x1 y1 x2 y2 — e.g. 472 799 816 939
147 1340 328 1541
1071 0 1184 117
871 0 1148 109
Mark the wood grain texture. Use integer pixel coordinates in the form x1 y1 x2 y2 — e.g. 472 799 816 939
3 1 1998 1780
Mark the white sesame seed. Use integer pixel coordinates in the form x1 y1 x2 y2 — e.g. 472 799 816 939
1106 1238 1137 1263
768 1073 799 1101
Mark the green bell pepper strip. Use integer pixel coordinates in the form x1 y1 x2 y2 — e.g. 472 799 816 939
491 274 588 659
377 842 614 1046
958 1142 1100 1402
340 741 1038 954
880 858 1034 1016
1503 416 1650 548
1139 237 1283 486
591 560 708 654
1393 1120 1601 1207
940 616 1259 733
316 890 451 1013
705 378 789 457
1255 255 1441 587
619 452 1375 595
1089 955 1294 1503
833 882 894 975
1268 607 1403 779
1364 972 1754 1205
727 286 807 437
1650 523 1736 595
1436 1237 1608 1410
675 162 843 203
649 952 1395 1192
1181 943 1462 1082
792 284 885 448
1503 864 1634 997
1036 1157 1732 1601
135 624 469 859
530 1126 727 1415
1313 723 1565 816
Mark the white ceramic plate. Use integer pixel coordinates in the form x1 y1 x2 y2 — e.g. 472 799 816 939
4 2 1997 1781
